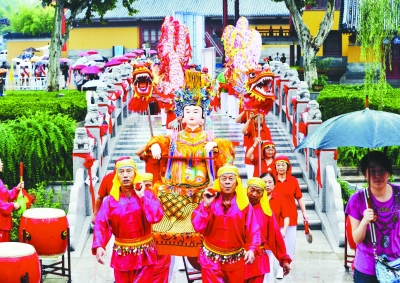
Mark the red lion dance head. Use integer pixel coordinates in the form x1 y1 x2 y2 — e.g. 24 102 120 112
243 68 275 114
128 62 154 112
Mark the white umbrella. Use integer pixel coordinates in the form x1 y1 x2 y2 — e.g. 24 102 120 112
93 62 105 68
36 45 50 57
74 57 87 65
36 60 49 65
88 54 103 61
85 60 97 66
20 60 30 67
82 80 106 89
30 56 41 62
12 58 22 63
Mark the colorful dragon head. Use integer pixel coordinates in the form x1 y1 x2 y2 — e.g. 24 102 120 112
128 62 154 112
132 62 153 99
242 68 275 114
245 68 275 101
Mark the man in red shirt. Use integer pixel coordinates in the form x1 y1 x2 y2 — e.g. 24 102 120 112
245 177 291 282
192 165 260 283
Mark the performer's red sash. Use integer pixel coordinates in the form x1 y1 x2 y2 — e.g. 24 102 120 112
23 68 30 77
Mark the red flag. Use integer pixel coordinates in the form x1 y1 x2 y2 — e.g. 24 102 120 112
62 9 67 51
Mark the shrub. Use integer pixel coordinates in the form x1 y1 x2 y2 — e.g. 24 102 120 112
0 90 87 122
317 84 400 121
337 178 354 208
317 84 400 168
0 111 75 189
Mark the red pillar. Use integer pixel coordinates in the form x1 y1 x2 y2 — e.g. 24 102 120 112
222 0 228 64
234 0 240 24
290 45 295 66
223 0 228 28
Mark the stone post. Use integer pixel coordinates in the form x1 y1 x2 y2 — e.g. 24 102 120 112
279 79 289 123
273 75 281 116
319 149 338 212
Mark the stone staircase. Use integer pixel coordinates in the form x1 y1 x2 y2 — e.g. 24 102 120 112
105 112 322 231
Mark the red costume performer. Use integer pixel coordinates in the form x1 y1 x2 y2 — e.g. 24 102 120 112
273 155 308 278
240 112 272 179
192 165 261 283
92 156 131 224
92 158 163 283
245 177 291 283
247 140 276 178
0 179 22 242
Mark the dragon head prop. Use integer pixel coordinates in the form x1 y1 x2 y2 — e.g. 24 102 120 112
242 68 275 114
132 62 153 99
245 68 274 101
128 62 154 112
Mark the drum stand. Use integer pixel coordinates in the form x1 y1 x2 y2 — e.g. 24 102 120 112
22 227 72 283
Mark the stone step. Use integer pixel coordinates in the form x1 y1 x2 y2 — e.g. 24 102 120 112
297 209 322 230
297 192 315 210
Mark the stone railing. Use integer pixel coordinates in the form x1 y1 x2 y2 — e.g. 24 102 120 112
270 61 345 247
68 65 133 250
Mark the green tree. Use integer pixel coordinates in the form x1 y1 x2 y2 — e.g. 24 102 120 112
41 0 139 92
272 0 335 87
8 4 54 35
0 0 15 35
357 0 400 101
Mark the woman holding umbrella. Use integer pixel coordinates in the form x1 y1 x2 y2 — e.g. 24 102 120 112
346 151 400 282
273 155 308 279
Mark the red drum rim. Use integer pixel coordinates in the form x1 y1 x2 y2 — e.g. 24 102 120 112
0 242 37 258
22 208 66 219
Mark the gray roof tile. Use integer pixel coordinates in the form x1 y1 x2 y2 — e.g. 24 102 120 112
76 0 289 20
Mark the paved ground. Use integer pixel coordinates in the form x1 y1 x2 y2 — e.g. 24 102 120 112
43 230 354 283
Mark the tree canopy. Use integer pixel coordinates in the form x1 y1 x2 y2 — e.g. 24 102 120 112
43 0 139 91
357 0 400 96
272 0 336 87
8 4 54 35
0 0 16 35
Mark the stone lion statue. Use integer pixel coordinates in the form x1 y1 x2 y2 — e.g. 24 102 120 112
270 61 282 76
280 63 291 79
85 105 100 125
296 81 310 101
95 86 109 103
74 128 90 150
307 100 322 121
288 70 301 87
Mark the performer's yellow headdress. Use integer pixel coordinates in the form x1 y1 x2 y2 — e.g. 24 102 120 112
142 173 153 182
247 177 272 216
212 164 249 211
110 158 143 201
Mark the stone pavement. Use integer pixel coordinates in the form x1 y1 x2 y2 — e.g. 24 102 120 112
43 230 354 283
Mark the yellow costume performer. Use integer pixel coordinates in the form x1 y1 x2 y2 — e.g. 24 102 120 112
143 71 235 256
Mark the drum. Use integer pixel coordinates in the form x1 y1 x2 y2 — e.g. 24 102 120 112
19 208 69 257
0 242 41 283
